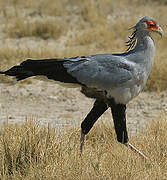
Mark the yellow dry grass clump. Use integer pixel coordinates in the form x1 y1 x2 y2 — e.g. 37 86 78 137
0 118 167 179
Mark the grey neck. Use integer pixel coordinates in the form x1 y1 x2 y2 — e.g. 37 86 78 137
127 30 156 75
135 31 155 51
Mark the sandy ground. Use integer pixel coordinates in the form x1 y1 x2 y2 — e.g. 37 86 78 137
0 79 166 137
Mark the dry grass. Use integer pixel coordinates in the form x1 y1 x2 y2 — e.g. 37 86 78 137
0 117 167 179
5 17 67 40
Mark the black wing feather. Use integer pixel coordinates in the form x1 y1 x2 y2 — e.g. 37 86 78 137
0 59 82 84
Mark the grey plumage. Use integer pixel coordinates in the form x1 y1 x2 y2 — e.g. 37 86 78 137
64 54 134 88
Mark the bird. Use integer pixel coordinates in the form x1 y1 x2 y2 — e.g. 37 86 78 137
0 16 163 159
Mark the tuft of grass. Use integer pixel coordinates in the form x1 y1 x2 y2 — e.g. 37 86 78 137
5 17 67 39
0 117 167 179
66 20 127 52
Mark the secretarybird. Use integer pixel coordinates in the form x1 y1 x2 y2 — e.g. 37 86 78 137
0 17 163 159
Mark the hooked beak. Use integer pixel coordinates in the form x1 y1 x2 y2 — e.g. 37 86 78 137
156 26 164 37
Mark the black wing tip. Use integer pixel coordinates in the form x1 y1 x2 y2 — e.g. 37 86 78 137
0 71 5 74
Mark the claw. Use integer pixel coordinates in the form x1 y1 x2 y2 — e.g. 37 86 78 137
124 142 148 160
80 131 85 156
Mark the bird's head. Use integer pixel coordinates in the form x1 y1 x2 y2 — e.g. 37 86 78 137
126 17 163 51
134 16 163 37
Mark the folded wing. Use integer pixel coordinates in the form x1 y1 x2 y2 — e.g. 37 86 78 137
64 54 136 89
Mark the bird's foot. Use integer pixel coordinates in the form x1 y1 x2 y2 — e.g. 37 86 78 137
80 132 85 156
124 142 148 160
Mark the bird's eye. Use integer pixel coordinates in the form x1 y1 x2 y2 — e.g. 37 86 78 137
149 23 155 27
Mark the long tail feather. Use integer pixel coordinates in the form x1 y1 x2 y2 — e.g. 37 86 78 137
0 59 81 84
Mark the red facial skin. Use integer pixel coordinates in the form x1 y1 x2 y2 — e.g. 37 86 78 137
146 20 159 31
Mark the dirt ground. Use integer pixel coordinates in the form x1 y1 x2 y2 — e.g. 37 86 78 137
0 79 166 137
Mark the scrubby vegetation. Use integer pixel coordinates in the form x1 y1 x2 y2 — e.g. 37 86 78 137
0 118 167 179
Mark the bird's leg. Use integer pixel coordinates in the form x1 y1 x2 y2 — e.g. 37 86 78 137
80 131 85 155
108 99 148 160
124 142 148 159
80 100 108 155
